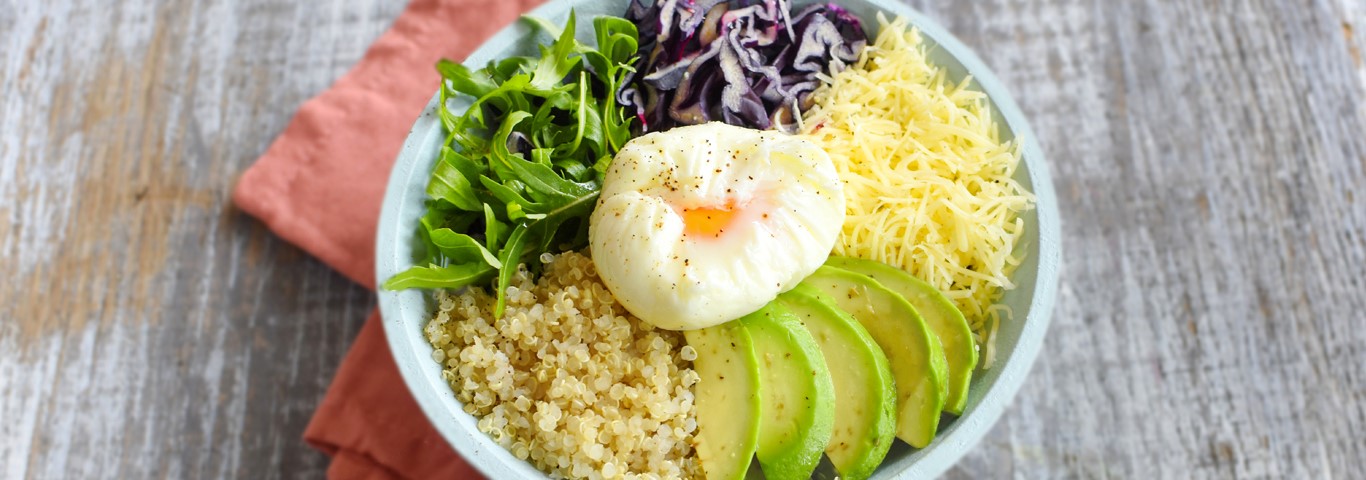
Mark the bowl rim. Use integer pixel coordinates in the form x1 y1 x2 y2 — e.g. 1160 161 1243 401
375 0 1060 478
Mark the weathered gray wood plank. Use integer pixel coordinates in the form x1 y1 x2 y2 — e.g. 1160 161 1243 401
2 0 1363 478
0 1 401 478
937 0 1366 478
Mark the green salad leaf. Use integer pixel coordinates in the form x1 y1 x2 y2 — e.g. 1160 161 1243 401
383 11 639 315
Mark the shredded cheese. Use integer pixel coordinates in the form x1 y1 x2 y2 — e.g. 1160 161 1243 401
800 15 1035 368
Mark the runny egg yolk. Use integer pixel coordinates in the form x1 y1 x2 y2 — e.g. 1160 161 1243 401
589 122 846 331
680 202 739 238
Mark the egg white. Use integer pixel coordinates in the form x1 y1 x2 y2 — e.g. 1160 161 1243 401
590 122 845 330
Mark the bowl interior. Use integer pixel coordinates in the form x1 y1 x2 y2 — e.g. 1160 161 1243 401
374 0 1060 478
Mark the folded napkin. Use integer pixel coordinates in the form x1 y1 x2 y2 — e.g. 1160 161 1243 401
232 0 542 478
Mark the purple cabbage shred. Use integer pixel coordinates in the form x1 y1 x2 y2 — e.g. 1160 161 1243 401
620 0 866 133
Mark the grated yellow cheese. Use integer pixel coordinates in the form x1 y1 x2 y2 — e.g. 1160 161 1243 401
800 14 1035 368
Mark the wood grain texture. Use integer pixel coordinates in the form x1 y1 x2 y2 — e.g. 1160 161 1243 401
0 1 401 478
2 0 1363 478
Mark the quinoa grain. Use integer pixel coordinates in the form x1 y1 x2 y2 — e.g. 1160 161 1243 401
425 251 700 479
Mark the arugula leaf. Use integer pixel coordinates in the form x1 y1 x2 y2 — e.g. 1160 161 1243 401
383 262 496 290
385 10 639 317
524 190 598 253
582 17 638 80
428 228 501 268
478 175 535 219
487 111 534 182
530 11 582 91
428 149 482 211
436 59 497 98
494 224 530 318
483 203 505 248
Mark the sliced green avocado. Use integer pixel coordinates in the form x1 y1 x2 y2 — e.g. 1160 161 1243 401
825 256 978 414
776 285 895 480
684 321 761 480
802 266 949 449
740 302 836 480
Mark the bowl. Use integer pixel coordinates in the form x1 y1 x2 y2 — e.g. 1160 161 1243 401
375 0 1060 477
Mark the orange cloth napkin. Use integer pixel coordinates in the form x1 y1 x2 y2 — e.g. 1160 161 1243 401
232 0 541 478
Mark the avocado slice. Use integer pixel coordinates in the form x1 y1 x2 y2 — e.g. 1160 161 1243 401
776 285 895 480
802 266 949 448
684 321 761 480
825 256 978 414
740 302 836 480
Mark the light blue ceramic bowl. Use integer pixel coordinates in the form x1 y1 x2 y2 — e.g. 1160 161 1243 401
376 0 1060 477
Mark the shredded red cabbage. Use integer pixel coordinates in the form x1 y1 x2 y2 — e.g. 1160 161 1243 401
620 0 865 133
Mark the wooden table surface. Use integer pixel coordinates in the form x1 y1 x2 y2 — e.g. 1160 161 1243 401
3 0 1364 478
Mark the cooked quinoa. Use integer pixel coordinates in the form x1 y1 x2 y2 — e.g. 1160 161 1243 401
425 251 702 480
